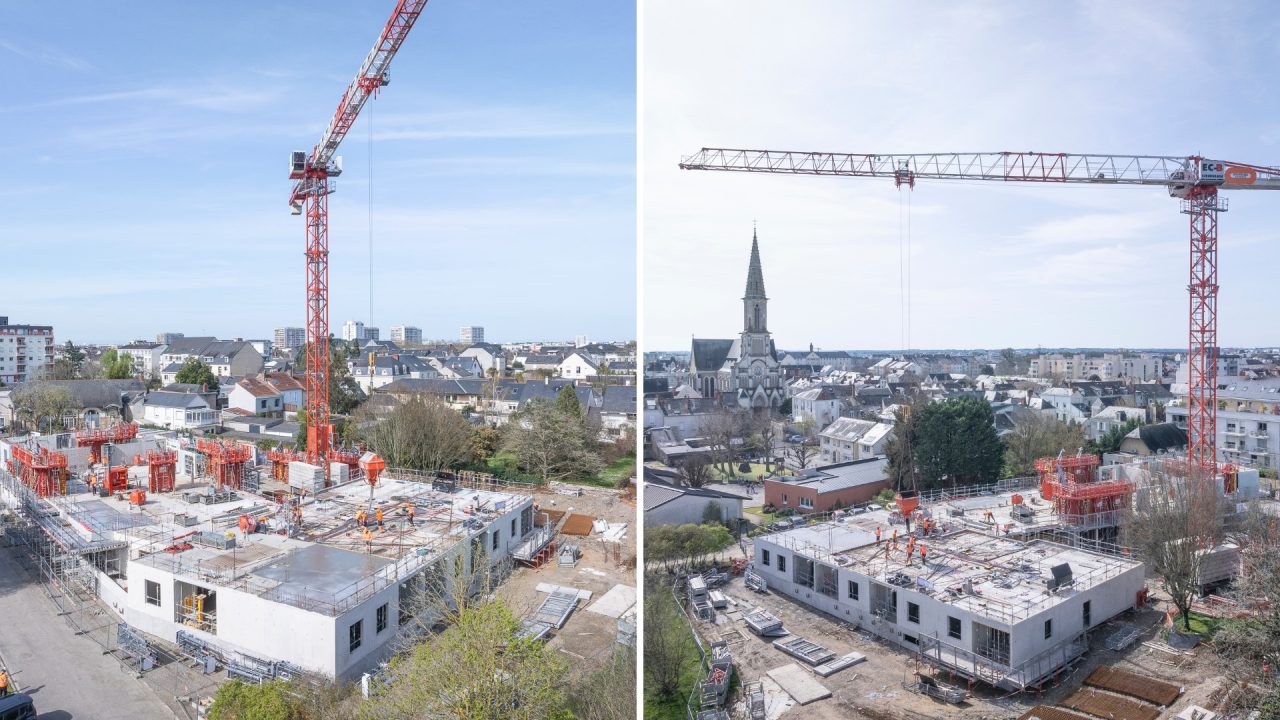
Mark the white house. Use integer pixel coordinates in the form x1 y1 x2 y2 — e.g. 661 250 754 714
1084 406 1143 442
818 417 894 464
600 385 637 441
118 342 167 378
558 351 599 380
138 391 217 430
228 378 284 416
459 344 507 376
792 386 846 430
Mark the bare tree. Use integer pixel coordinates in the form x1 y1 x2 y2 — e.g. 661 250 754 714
12 383 76 431
679 454 712 488
1002 412 1084 478
361 394 472 471
787 441 818 470
1127 462 1227 632
699 410 746 478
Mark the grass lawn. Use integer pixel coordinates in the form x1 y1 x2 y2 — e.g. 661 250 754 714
644 590 703 720
712 462 788 481
743 506 782 526
1170 610 1219 637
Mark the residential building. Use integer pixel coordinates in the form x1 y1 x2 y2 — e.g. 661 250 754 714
792 386 850 430
263 373 306 412
1084 406 1143 442
228 377 284 416
247 339 273 359
159 337 264 379
364 327 380 341
459 344 507 376
644 479 744 527
1118 422 1188 456
274 327 306 352
156 332 184 345
600 385 637 440
0 316 55 385
764 458 891 513
558 351 599 380
390 326 422 345
0 379 146 430
818 418 894 464
751 514 1145 690
137 390 217 429
342 321 365 342
118 342 166 378
688 230 785 409
1167 377 1280 468
1029 353 1161 382
460 326 484 345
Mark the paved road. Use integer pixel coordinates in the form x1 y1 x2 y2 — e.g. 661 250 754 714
0 543 174 719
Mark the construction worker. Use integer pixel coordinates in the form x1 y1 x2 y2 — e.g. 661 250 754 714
0 668 10 696
875 526 882 544
362 526 373 553
891 528 898 547
920 545 928 566
406 505 415 527
376 507 384 530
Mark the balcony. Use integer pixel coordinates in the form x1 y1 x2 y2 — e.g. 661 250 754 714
1223 427 1246 437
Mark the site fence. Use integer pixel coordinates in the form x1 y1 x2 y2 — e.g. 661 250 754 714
383 467 544 493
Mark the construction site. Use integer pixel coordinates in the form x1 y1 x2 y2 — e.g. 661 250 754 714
673 452 1272 720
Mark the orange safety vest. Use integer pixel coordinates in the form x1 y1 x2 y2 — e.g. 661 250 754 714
362 528 372 542
0 671 8 688
376 509 383 522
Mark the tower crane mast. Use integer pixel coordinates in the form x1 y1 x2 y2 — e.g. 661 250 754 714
288 0 428 472
681 148 1280 469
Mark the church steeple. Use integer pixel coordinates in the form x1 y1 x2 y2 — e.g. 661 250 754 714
744 227 767 299
743 227 768 334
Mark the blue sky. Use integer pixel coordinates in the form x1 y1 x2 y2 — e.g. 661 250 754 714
644 1 1280 351
0 2 635 345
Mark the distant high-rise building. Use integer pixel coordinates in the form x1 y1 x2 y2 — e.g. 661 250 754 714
342 320 365 342
460 326 484 345
364 327 380 341
157 332 184 345
391 326 422 345
0 316 56 385
575 335 590 348
275 327 306 351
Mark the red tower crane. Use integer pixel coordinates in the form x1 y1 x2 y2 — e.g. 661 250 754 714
680 149 1280 468
288 1 429 473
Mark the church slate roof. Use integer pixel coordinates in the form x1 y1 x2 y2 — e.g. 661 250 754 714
744 228 767 298
691 339 734 373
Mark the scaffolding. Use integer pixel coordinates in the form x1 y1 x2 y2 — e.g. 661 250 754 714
9 444 69 497
267 448 304 481
197 439 253 490
1036 453 1132 537
75 422 139 464
147 450 177 493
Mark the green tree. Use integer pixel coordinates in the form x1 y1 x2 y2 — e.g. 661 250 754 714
567 645 636 720
362 602 571 720
209 680 307 720
643 523 734 568
469 424 502 465
294 341 361 414
99 348 135 379
644 580 696 701
295 409 308 451
1087 417 1143 457
913 395 1004 488
555 384 583 419
884 396 928 490
175 358 219 389
503 399 603 483
995 348 1021 375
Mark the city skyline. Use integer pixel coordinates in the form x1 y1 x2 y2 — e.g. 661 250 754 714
0 2 635 344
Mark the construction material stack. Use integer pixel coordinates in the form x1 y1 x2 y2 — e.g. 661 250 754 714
288 461 325 494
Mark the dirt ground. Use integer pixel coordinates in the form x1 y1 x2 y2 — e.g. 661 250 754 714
694 543 1231 720
498 483 638 670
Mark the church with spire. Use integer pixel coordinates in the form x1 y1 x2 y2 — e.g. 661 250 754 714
689 228 785 410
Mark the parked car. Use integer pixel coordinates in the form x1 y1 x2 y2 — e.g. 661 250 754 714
0 694 37 720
